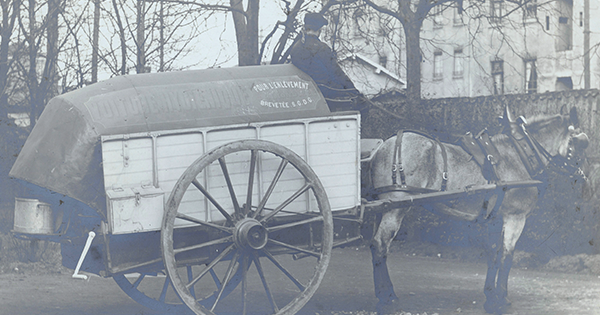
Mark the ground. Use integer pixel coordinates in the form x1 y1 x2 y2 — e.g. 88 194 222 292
1 240 599 315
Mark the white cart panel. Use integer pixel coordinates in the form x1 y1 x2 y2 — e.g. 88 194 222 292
102 114 360 234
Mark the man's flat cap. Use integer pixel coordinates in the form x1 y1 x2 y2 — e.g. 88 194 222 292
305 13 328 30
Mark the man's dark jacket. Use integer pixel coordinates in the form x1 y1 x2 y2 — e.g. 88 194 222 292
290 34 361 111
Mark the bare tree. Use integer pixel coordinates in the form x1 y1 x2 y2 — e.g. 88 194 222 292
15 0 63 126
101 0 211 75
0 0 20 115
362 0 464 100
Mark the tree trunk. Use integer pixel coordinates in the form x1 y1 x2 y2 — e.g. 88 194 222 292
27 0 38 127
111 0 127 75
230 0 260 66
92 0 100 83
136 0 146 73
159 0 164 72
0 0 19 113
403 19 422 101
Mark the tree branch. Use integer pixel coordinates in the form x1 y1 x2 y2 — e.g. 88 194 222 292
148 0 248 17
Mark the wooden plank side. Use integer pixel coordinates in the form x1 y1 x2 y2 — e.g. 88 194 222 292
156 133 206 227
205 128 258 221
102 114 360 233
259 123 309 214
102 138 154 189
308 118 360 211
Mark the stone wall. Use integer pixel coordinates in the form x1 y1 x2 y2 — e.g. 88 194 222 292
363 89 600 161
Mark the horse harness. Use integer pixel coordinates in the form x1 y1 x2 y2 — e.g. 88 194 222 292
374 118 579 219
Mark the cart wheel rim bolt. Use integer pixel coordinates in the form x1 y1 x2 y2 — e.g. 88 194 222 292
234 218 268 250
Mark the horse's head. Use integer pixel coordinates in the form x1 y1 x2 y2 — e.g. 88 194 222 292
499 105 589 180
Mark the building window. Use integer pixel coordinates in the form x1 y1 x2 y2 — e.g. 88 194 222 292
524 59 537 94
491 0 503 23
453 48 464 78
556 0 573 51
491 59 504 95
453 3 463 25
556 77 573 90
434 51 443 79
379 55 388 69
434 5 444 28
524 0 537 20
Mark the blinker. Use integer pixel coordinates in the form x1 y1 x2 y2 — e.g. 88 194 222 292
569 106 579 126
572 133 589 150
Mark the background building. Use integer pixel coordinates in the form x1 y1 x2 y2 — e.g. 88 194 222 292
322 0 600 99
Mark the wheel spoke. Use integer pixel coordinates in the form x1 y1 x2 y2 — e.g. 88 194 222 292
162 140 333 315
132 274 145 289
252 252 279 313
267 216 324 233
159 275 170 303
211 251 240 311
174 235 233 255
175 213 233 234
219 157 242 215
209 269 222 290
241 254 250 315
253 159 288 219
192 179 235 224
186 244 236 290
262 249 305 291
187 266 196 299
245 150 258 216
268 239 321 259
260 183 312 223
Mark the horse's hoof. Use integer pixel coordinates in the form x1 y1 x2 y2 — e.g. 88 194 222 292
376 298 401 315
484 297 511 315
496 297 512 314
484 296 498 314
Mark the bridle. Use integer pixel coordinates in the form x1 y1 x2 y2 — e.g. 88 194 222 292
507 115 587 182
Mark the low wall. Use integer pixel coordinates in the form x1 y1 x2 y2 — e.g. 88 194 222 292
363 89 600 160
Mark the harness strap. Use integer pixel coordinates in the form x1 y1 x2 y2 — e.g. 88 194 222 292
506 121 551 180
392 131 406 187
390 130 449 193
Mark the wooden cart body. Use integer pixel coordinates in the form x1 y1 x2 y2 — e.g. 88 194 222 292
102 115 360 236
10 64 360 276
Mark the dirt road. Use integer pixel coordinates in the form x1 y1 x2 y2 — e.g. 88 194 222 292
1 246 599 315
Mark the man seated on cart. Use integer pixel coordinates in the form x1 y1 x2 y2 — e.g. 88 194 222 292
290 12 369 113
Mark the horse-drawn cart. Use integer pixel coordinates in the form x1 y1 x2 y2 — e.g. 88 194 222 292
9 64 589 315
10 64 364 314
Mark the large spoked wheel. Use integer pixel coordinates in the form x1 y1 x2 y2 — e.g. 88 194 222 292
161 139 333 315
113 272 190 314
113 266 245 314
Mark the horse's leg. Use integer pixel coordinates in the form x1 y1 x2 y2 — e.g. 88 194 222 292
484 216 504 313
495 213 527 310
371 207 408 314
483 213 527 314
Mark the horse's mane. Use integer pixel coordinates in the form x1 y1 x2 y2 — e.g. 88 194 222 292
522 114 564 129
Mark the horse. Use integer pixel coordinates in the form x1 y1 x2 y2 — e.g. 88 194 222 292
367 105 589 314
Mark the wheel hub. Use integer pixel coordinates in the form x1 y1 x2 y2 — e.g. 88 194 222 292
234 218 268 250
